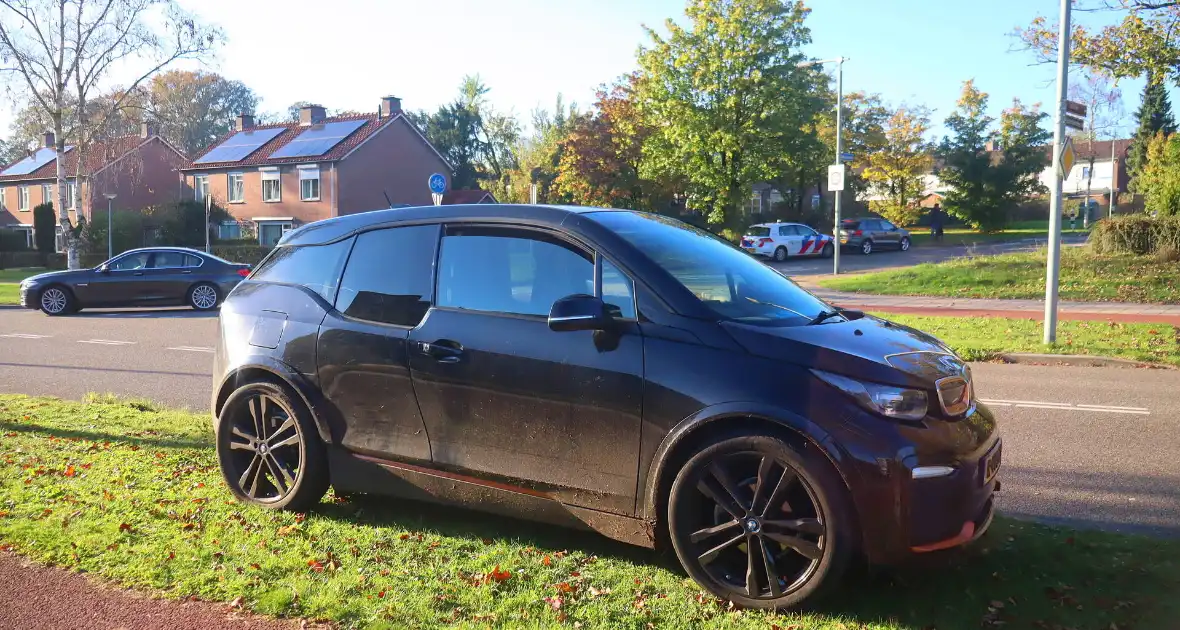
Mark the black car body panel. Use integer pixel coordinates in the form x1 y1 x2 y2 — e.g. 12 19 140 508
212 204 999 566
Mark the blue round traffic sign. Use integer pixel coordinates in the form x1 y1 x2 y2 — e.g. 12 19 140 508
428 173 447 194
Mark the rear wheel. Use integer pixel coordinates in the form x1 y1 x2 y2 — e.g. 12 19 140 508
667 434 853 610
821 243 834 258
860 240 873 255
216 381 328 511
188 282 220 310
773 247 788 262
39 285 75 316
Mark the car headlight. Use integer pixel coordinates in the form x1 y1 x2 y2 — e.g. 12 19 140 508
813 369 928 421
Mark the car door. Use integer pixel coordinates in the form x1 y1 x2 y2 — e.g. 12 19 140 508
141 250 192 303
796 225 820 254
84 251 152 306
778 225 803 256
407 224 644 516
877 219 901 247
316 225 437 463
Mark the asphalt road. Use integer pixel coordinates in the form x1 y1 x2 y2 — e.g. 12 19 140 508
770 234 1088 277
1 305 1177 536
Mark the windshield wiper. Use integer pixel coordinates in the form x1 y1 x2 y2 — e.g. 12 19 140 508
809 309 847 326
742 296 810 320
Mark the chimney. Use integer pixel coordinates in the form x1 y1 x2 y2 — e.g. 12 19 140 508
140 121 156 139
235 113 255 132
300 104 327 126
43 131 55 148
380 96 402 118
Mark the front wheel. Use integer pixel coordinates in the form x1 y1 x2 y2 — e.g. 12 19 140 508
39 285 75 316
667 434 853 610
216 381 328 511
899 237 911 252
188 282 220 311
860 240 873 255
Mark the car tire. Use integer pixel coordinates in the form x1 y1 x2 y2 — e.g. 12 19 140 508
860 239 873 255
821 243 834 258
187 282 220 311
667 434 853 610
216 381 329 512
773 247 788 262
899 237 911 252
38 285 75 316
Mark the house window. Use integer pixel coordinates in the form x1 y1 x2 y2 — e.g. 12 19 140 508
18 186 30 212
256 220 292 246
41 183 52 206
748 191 762 215
219 221 242 240
7 226 32 249
1081 166 1091 179
65 180 77 210
0 187 5 211
261 170 281 202
298 166 320 201
227 173 244 203
194 175 209 202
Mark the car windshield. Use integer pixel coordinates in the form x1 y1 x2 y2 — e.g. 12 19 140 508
590 212 832 326
746 226 771 237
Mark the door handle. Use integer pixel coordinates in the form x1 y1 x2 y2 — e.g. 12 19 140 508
133 272 144 276
417 340 463 363
181 270 192 274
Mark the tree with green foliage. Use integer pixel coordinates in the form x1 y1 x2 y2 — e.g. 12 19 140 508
938 81 1050 232
33 203 56 255
636 0 820 228
490 96 579 204
1128 70 1177 179
862 105 933 227
1132 132 1180 215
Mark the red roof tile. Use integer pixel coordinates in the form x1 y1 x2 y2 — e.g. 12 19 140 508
181 112 403 170
443 189 496 204
0 135 156 183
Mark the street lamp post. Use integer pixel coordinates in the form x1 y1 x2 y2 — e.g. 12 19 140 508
799 57 846 275
103 193 117 260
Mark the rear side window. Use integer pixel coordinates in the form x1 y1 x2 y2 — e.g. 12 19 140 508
335 225 438 327
184 254 204 268
747 226 771 237
151 251 186 268
251 240 352 302
842 220 862 230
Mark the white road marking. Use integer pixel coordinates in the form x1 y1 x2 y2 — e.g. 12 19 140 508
77 339 136 346
168 346 214 353
979 398 1149 415
0 333 50 339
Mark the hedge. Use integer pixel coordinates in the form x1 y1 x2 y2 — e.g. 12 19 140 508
1090 214 1180 256
211 245 272 265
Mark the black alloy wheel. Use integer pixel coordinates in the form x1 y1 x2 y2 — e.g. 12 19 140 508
216 381 328 511
774 247 788 262
668 435 851 610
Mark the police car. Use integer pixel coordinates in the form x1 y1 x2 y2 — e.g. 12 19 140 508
740 222 835 261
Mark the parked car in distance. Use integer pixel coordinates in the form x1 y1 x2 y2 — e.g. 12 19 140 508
741 222 835 261
19 247 250 315
839 218 911 255
212 204 999 610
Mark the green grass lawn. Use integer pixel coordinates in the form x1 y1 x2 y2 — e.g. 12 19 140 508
0 268 44 305
906 222 1089 247
874 313 1180 367
1 395 1179 629
821 249 1180 304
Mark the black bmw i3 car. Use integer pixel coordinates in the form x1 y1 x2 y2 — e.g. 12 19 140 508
212 204 1000 609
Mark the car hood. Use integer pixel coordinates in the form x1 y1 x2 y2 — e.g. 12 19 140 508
721 314 966 389
22 268 92 284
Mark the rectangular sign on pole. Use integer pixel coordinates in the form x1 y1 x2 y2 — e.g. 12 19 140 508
827 164 846 192
838 152 854 163
1065 100 1087 117
1064 115 1085 131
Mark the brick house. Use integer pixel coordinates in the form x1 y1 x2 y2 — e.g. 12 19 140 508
0 125 187 248
181 97 452 246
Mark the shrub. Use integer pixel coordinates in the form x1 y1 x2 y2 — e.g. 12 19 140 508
1090 214 1180 255
143 200 231 248
211 245 271 265
33 203 56 255
81 211 146 258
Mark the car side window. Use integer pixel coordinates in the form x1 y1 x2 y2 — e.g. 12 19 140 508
777 226 791 237
798 226 818 236
600 258 636 320
880 220 896 231
150 251 186 269
250 239 353 302
437 227 593 317
335 225 438 327
184 254 204 268
110 253 149 271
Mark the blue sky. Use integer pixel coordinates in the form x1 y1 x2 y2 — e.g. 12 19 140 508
0 0 1151 141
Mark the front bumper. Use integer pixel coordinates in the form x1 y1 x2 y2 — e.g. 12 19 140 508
18 284 35 309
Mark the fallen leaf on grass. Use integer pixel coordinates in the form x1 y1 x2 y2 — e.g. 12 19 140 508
481 538 493 545
485 565 511 583
543 596 563 610
249 563 261 570
63 465 76 477
307 559 324 573
554 582 574 594
588 586 610 598
228 596 244 609
542 555 551 566
118 523 133 533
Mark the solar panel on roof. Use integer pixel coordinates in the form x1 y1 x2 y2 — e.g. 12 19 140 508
193 127 285 164
268 120 367 159
1 147 67 176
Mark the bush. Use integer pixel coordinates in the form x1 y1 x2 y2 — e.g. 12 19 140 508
211 245 271 265
81 211 145 258
1090 214 1180 255
144 200 231 248
33 203 56 254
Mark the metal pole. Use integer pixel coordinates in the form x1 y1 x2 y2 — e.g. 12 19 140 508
832 57 844 276
205 194 211 253
1044 0 1071 344
1109 140 1116 218
107 198 112 260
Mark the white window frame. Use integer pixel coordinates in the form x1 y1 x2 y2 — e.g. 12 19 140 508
261 168 281 203
41 183 51 206
0 186 5 211
298 165 320 202
254 218 293 245
65 180 77 210
18 186 30 212
7 225 33 249
194 175 209 202
227 172 244 203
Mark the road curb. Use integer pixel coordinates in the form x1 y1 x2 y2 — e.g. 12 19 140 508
999 352 1173 369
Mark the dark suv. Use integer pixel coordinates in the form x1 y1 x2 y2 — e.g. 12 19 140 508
839 218 911 255
212 204 999 609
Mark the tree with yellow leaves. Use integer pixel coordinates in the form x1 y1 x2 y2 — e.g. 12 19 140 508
861 105 933 227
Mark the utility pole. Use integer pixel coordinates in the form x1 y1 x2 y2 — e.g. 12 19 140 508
1044 0 1071 344
1109 140 1117 218
798 56 846 275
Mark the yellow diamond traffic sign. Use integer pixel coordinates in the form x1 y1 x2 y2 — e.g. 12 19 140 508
1058 136 1076 179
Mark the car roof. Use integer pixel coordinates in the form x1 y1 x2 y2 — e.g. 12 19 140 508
281 203 627 247
749 222 810 228
117 246 210 256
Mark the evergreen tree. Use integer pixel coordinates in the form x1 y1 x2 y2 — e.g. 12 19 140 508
1128 70 1177 179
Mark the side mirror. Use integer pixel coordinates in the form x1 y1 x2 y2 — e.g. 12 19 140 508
99 263 110 274
548 294 611 332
